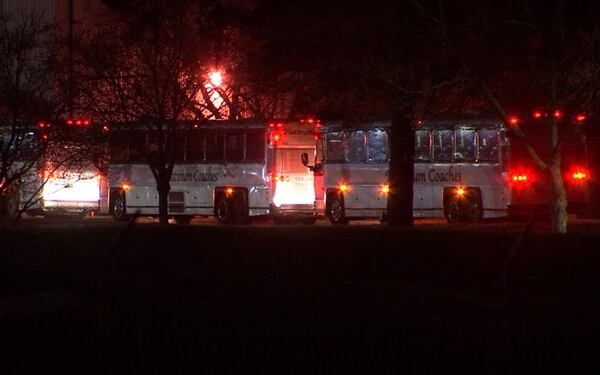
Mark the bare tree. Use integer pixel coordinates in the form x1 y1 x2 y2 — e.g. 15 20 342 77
0 8 55 217
74 2 211 224
434 0 600 233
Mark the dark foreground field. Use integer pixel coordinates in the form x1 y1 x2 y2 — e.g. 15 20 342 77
1 218 600 373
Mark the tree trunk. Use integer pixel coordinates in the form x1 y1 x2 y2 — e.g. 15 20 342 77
157 177 170 225
386 112 414 226
548 163 568 234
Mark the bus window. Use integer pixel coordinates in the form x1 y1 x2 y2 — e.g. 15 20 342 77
432 129 453 162
246 129 265 163
479 128 499 162
205 130 224 163
326 131 345 162
454 128 476 162
226 132 244 163
186 129 204 162
367 129 388 162
346 131 366 163
415 130 430 161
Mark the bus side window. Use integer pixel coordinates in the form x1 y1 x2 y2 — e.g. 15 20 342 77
246 129 265 163
414 130 430 161
225 131 244 163
186 129 205 162
367 129 388 163
432 129 453 162
326 131 345 162
479 129 499 162
205 130 224 163
454 128 476 162
345 130 366 163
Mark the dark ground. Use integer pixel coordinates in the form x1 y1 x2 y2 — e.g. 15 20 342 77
1 217 600 373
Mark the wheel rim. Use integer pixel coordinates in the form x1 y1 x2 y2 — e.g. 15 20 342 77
114 198 124 218
329 199 343 222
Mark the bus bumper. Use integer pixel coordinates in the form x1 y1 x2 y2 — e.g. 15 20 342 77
270 204 317 218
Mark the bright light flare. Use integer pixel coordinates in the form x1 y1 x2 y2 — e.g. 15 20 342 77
272 175 315 207
339 184 349 193
209 71 223 87
42 171 100 203
456 187 465 196
122 183 131 191
381 185 390 194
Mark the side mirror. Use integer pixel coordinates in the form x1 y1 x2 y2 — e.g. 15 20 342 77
301 152 309 166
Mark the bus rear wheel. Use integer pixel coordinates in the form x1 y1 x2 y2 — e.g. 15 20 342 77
327 194 349 225
112 192 129 221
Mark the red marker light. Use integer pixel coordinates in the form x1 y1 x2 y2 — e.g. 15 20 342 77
576 114 586 122
66 119 73 125
508 116 519 126
554 110 562 119
533 111 543 119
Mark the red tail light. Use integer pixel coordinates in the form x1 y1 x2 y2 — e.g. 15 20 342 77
511 172 530 187
570 169 589 181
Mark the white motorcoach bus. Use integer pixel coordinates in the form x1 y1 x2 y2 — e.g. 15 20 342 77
309 116 589 224
1 122 104 217
106 119 318 224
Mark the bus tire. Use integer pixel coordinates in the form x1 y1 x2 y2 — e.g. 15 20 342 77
174 215 193 224
327 193 349 225
112 192 129 221
215 194 234 224
445 198 461 224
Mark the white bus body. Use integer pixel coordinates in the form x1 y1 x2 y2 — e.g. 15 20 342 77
106 120 318 223
317 117 589 223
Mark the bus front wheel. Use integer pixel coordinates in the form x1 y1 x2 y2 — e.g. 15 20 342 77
327 194 349 225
